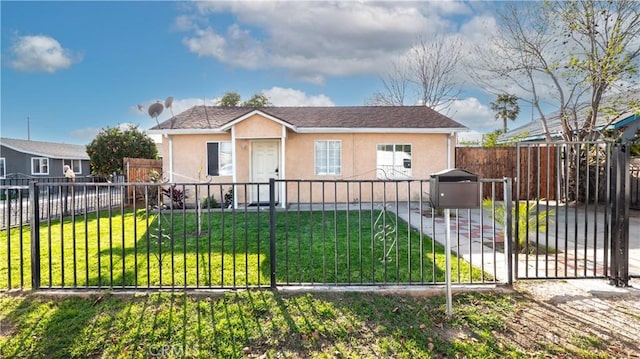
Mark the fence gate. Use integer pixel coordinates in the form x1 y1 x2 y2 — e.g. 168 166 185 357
514 141 636 286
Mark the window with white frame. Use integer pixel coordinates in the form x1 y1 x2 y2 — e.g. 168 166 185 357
63 159 82 174
376 144 412 179
207 142 233 176
31 157 49 175
315 140 341 175
0 158 5 179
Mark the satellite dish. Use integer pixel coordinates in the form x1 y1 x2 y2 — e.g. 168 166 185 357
164 96 174 109
148 102 164 118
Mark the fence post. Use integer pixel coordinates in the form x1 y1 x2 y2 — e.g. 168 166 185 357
269 178 277 289
503 177 513 286
610 144 630 287
6 188 12 289
29 181 41 289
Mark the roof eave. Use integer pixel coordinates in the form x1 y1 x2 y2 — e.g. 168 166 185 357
147 129 228 135
219 110 298 132
148 127 467 135
296 127 467 134
1 143 88 159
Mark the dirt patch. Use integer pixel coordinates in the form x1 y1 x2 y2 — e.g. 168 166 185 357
505 279 640 357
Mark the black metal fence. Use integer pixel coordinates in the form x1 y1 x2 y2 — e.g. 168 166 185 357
515 142 638 284
632 165 640 210
1 179 512 291
3 156 635 292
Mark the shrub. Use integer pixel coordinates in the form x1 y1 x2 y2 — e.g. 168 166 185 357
483 199 554 253
200 196 219 209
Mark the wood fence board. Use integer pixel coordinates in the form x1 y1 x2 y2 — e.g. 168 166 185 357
123 157 163 203
455 147 557 201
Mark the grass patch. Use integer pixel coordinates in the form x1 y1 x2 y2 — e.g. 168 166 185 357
2 289 634 358
1 209 486 289
0 290 524 359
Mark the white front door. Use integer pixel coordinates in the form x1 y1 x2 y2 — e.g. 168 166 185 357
251 140 280 203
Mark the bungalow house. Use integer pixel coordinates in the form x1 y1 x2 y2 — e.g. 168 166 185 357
0 137 90 180
147 106 467 206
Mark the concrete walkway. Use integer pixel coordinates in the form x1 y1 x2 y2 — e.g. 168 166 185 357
390 202 640 284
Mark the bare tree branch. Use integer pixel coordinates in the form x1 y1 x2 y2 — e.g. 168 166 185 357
366 62 409 106
410 35 463 111
472 1 640 142
368 35 463 112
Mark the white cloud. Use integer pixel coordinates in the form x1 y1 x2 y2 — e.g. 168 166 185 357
457 130 484 144
262 87 335 106
179 2 473 83
134 90 334 121
446 97 498 132
182 27 226 59
8 34 82 73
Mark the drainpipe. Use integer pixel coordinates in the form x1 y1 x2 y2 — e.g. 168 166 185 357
232 127 238 209
447 132 454 169
231 127 237 183
281 125 286 208
166 134 174 182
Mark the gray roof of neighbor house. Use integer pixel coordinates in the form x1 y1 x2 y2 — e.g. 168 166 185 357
148 106 467 133
499 91 640 142
0 137 89 160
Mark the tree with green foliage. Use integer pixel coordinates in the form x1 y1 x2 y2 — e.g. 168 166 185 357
482 129 506 148
218 91 272 107
218 91 242 107
86 125 158 177
490 94 520 132
481 129 530 148
244 93 271 107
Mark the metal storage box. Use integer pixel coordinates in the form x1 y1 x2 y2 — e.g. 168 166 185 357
430 168 480 209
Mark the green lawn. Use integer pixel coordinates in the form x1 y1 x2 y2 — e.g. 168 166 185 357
1 209 486 289
0 290 524 359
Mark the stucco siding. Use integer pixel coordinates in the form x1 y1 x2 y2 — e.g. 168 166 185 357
164 129 453 204
234 115 283 139
163 133 232 183
283 131 451 202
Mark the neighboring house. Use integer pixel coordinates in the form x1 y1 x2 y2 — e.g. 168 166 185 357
0 137 90 179
148 106 467 205
499 92 640 143
499 110 640 143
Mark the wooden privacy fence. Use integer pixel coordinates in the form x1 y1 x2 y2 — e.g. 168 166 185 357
123 157 163 202
456 146 558 200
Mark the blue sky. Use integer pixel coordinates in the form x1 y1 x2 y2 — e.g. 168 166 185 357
1 1 530 145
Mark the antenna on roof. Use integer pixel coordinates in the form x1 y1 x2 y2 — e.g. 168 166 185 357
148 102 164 126
164 96 175 118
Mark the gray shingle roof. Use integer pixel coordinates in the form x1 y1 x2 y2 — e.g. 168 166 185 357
0 137 89 160
149 106 467 131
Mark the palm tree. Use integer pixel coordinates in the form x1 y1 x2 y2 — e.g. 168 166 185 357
490 94 520 132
